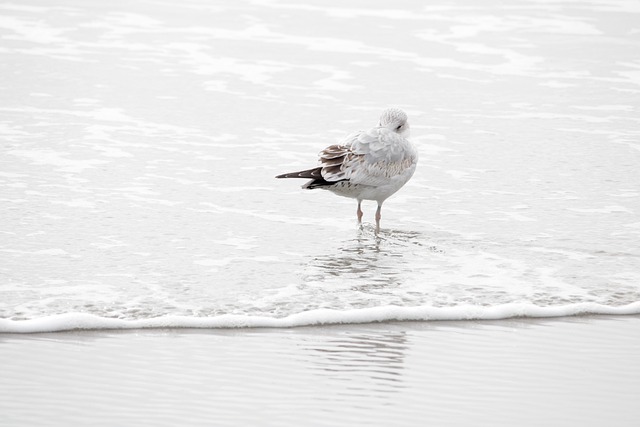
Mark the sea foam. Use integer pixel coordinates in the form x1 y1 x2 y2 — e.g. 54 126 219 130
2 302 640 333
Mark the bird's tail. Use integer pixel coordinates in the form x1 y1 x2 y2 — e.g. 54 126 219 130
275 167 322 179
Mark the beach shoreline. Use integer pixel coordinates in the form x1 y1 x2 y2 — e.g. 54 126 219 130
2 315 639 427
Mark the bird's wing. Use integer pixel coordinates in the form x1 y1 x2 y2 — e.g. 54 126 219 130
318 128 414 186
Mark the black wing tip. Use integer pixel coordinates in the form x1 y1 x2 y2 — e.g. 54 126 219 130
275 172 302 179
275 167 323 179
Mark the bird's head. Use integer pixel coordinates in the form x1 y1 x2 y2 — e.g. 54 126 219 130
378 108 410 137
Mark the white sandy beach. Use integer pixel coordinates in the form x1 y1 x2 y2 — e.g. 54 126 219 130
2 316 639 427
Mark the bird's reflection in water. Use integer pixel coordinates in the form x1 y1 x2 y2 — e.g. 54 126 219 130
293 230 443 399
303 226 437 296
300 326 410 398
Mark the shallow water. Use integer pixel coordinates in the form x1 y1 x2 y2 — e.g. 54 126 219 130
1 0 640 332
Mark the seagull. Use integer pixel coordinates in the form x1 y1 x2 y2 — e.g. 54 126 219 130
276 108 418 233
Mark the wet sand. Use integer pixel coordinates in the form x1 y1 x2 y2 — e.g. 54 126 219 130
2 315 639 427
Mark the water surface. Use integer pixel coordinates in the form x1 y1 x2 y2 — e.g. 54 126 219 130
1 0 639 331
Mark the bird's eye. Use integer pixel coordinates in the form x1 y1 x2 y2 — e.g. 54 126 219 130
396 125 402 130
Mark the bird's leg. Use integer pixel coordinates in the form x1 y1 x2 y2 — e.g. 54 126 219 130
375 203 382 234
357 200 363 227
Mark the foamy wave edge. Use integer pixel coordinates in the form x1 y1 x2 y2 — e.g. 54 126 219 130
2 302 640 333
